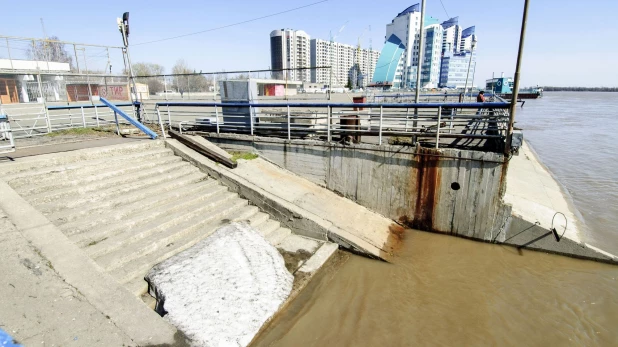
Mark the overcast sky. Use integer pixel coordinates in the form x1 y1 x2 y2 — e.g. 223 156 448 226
1 0 617 87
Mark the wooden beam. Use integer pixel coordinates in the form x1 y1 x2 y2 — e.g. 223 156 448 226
168 129 237 169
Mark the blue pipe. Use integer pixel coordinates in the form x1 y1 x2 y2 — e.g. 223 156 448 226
99 98 157 139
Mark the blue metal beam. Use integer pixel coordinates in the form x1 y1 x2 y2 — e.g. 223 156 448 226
99 98 157 139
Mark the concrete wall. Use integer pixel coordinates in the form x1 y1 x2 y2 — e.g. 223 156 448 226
200 133 512 242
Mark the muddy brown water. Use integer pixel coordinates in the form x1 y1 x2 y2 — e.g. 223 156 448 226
253 230 618 346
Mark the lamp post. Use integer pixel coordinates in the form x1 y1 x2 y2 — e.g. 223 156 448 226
462 36 477 102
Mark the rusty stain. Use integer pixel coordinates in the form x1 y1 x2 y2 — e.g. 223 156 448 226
382 223 407 258
412 146 442 232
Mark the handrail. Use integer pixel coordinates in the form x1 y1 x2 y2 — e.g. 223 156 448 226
155 101 510 109
47 102 136 110
99 98 157 139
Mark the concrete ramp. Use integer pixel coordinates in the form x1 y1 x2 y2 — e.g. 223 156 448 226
166 137 403 261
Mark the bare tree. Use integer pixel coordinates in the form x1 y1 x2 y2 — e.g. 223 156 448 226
131 62 165 94
171 59 209 93
27 36 74 69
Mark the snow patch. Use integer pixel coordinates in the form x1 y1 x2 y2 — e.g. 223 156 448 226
146 222 293 347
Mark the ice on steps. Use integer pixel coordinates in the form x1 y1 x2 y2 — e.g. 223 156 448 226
145 222 292 347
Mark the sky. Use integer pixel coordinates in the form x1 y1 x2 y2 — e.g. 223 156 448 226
1 0 617 87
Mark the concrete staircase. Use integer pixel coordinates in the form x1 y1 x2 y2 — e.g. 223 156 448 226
0 140 333 307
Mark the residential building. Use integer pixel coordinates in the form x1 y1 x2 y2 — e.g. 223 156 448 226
439 51 476 88
460 26 477 52
310 39 380 87
371 4 444 89
269 29 311 82
441 17 462 53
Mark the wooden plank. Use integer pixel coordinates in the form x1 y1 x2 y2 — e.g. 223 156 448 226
168 129 237 169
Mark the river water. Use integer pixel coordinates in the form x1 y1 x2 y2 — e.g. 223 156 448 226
253 92 618 346
516 92 618 254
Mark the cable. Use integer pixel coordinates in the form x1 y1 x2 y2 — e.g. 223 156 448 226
133 0 329 46
439 0 450 18
550 212 567 242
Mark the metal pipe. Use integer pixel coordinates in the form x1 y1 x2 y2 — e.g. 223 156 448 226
379 105 383 145
435 106 442 149
505 0 530 155
327 106 331 142
250 105 254 136
156 106 167 138
287 105 291 140
81 106 86 128
215 105 220 134
94 106 100 127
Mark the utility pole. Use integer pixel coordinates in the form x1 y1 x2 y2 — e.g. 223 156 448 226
505 0 530 155
412 0 426 144
117 12 142 121
414 0 426 103
463 37 477 102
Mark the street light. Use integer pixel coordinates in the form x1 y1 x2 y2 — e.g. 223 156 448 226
462 36 477 102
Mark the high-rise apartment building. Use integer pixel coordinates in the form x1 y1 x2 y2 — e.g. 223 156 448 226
372 4 444 89
372 4 477 90
460 26 476 52
441 17 462 54
439 51 475 88
269 29 311 82
310 39 380 87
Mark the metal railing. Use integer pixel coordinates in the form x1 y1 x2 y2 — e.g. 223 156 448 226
153 101 510 148
0 102 136 138
0 114 15 153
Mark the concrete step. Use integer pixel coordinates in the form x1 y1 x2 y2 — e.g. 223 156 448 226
4 147 174 188
141 293 157 311
0 140 165 175
86 191 240 259
111 204 260 284
127 277 150 297
266 227 292 246
95 197 250 272
256 219 281 237
65 180 225 240
34 167 205 214
275 234 322 273
245 211 271 228
24 160 195 205
50 173 213 225
15 154 182 196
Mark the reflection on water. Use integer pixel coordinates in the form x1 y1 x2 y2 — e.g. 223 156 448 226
517 92 618 254
254 230 618 346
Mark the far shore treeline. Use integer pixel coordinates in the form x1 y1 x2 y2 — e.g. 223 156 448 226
540 86 618 92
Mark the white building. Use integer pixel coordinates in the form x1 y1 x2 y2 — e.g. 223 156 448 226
372 4 443 89
441 17 462 54
310 39 379 87
269 29 311 82
460 26 477 52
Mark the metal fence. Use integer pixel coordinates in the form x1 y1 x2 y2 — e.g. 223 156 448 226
0 102 136 138
133 67 342 104
0 72 131 104
0 36 126 75
153 101 511 149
